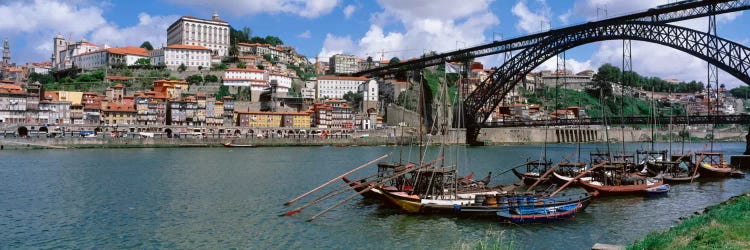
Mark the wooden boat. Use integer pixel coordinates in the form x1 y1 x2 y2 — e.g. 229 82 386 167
660 161 700 183
695 152 739 178
645 184 670 196
341 176 381 199
223 142 256 147
551 162 589 186
511 159 553 186
496 201 586 223
577 163 664 196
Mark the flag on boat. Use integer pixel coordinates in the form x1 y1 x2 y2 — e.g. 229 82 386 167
445 62 461 74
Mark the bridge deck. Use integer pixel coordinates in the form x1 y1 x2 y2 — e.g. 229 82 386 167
483 115 750 128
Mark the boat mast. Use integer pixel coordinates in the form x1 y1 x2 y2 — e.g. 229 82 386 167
419 71 424 166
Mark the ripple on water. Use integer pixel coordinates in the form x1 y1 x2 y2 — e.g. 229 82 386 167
0 144 748 249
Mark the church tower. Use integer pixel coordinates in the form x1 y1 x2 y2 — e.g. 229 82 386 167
2 38 10 66
53 33 66 68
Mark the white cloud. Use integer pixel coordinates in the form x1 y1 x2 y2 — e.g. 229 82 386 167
169 0 341 18
343 5 356 19
298 30 312 39
537 56 593 74
318 34 356 58
559 9 572 25
512 0 551 34
0 0 175 63
90 13 177 48
320 0 499 61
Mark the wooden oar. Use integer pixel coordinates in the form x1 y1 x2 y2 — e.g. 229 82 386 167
284 153 391 206
526 154 573 192
284 163 415 216
305 157 444 222
492 160 537 179
690 151 702 183
549 161 607 197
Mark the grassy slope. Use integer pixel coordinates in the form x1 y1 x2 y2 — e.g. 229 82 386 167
628 193 750 250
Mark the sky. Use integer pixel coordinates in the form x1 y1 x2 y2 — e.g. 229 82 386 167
1 0 749 87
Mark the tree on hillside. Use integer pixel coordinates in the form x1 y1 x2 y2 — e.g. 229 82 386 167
215 85 230 100
186 74 203 85
597 63 621 83
343 91 363 111
264 35 283 46
178 63 187 72
140 41 154 50
204 74 219 83
135 58 151 66
214 63 228 71
237 61 247 68
588 73 613 99
730 86 750 99
389 57 401 66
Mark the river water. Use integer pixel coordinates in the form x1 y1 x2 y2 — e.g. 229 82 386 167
1 142 748 249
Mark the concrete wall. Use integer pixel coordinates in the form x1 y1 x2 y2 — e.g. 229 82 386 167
479 126 746 144
385 104 420 127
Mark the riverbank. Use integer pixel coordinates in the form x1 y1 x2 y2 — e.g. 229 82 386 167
628 192 750 249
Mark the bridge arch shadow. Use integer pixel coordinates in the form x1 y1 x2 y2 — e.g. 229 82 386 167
464 21 750 144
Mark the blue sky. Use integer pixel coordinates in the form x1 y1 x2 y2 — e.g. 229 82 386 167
1 0 749 87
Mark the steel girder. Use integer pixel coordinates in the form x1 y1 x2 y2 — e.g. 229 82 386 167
354 0 750 77
464 21 750 144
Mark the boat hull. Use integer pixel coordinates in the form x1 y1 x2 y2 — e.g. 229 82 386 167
342 177 381 199
512 168 549 186
578 179 664 196
645 184 670 197
662 173 700 183
495 200 589 223
697 163 734 178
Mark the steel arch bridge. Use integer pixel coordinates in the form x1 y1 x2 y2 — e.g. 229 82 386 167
464 21 750 145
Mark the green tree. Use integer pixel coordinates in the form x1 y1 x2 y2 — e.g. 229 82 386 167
730 86 750 99
587 73 613 99
140 41 154 50
214 63 228 71
198 65 204 71
237 61 247 68
343 91 363 110
135 58 151 66
389 57 401 66
178 63 187 72
186 74 203 85
264 35 283 46
215 85 230 100
204 74 219 83
27 72 55 85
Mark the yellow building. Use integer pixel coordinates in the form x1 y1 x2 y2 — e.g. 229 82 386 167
236 111 311 128
101 102 137 125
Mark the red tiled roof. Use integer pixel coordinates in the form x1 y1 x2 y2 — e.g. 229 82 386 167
102 102 136 112
181 15 228 24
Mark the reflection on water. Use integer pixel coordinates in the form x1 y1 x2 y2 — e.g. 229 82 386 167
0 142 748 249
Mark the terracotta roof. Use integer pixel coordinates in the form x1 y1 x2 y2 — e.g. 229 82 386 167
0 84 23 90
165 44 211 50
106 46 149 57
112 84 124 88
317 75 368 81
237 42 271 47
7 67 22 72
102 102 136 112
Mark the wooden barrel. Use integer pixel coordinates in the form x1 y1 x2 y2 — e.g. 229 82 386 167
484 195 498 206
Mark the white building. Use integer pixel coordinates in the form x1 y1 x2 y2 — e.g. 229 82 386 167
73 47 149 70
52 35 101 69
329 54 358 74
151 44 212 70
301 79 316 99
358 79 379 112
317 75 368 99
167 13 230 57
222 68 267 88
268 73 292 95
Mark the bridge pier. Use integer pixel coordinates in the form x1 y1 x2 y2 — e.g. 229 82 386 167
745 128 750 155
